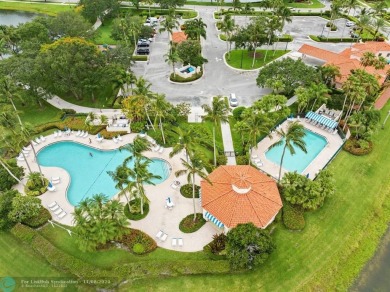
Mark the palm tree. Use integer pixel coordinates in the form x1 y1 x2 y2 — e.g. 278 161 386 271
152 94 172 144
169 126 202 162
220 14 236 56
372 18 386 39
263 16 282 63
111 69 135 106
308 83 330 111
0 157 23 185
319 64 341 88
273 5 292 55
120 136 151 161
107 164 134 211
132 77 156 131
230 0 242 20
327 0 342 40
360 51 376 68
0 76 23 127
164 49 182 77
201 96 231 166
175 153 210 220
184 18 207 41
159 15 180 53
268 121 307 182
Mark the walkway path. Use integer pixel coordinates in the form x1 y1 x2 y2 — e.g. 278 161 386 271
221 121 236 165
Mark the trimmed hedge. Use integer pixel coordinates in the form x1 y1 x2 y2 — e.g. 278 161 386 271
124 200 150 220
22 207 51 228
180 184 200 198
236 155 249 165
132 55 148 61
179 213 206 233
119 228 157 255
309 35 376 43
343 138 373 156
170 71 203 83
282 203 305 231
98 129 128 139
35 115 105 135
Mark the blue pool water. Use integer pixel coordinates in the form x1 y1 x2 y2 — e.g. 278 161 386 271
37 141 171 206
265 130 327 173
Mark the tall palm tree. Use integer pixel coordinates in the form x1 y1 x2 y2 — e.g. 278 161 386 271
327 0 342 40
120 136 151 161
372 18 386 39
230 0 242 20
220 14 236 56
268 121 307 182
107 164 134 211
111 69 135 106
184 18 207 42
152 94 172 144
273 5 292 55
263 16 282 63
175 153 210 221
169 126 202 162
0 76 23 127
132 77 156 131
308 83 330 111
164 49 182 77
319 64 341 88
0 157 23 185
201 96 231 166
159 15 180 54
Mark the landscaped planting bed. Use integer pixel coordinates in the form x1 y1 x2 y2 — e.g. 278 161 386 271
180 184 200 198
179 213 206 233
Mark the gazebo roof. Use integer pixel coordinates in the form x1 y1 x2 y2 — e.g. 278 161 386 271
171 31 187 43
201 165 282 229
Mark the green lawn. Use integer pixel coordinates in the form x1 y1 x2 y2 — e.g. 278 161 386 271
16 99 63 127
94 18 117 45
0 2 74 15
285 0 325 9
226 49 289 70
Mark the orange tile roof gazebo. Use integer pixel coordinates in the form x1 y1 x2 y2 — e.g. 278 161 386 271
201 165 283 230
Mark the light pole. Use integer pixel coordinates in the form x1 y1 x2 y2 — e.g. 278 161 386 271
382 110 390 129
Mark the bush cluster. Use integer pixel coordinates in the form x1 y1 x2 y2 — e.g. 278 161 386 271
22 207 51 228
208 233 227 254
236 155 249 165
0 159 24 192
216 154 227 166
180 184 200 198
35 115 105 135
179 213 206 233
98 129 127 139
232 106 246 121
343 138 373 156
24 176 49 197
130 121 146 133
282 203 306 230
170 71 203 83
0 189 19 230
119 228 157 255
132 55 148 61
124 199 149 220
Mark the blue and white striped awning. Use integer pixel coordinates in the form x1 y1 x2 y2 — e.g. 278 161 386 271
305 111 338 129
205 211 224 228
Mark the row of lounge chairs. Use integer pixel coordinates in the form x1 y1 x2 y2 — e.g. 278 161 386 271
155 230 184 247
112 135 123 143
75 130 89 138
306 118 337 134
251 155 263 168
47 201 67 219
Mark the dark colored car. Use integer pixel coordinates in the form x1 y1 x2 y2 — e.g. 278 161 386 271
137 48 150 55
137 42 150 48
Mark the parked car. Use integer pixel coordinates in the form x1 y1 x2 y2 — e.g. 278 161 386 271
229 93 238 107
137 42 150 48
350 32 360 39
137 39 150 45
346 21 355 27
137 48 150 55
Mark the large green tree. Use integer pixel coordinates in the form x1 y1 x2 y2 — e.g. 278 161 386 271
8 194 41 223
226 223 275 270
80 0 121 23
73 194 129 252
48 11 94 39
256 58 320 96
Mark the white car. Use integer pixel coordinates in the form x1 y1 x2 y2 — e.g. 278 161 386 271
229 93 238 107
346 21 355 27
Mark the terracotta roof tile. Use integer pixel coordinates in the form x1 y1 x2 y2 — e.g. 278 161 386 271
171 31 187 43
201 166 282 228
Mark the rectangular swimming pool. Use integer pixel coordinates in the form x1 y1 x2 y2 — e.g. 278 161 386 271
265 129 327 174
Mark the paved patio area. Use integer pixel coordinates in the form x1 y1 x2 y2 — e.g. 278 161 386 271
252 118 344 180
14 132 218 252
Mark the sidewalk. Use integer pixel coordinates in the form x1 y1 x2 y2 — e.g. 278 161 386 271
221 121 236 165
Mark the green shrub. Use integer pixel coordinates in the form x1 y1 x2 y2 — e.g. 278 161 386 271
236 155 249 165
10 223 36 243
24 174 49 197
343 138 373 155
232 106 246 121
208 233 227 254
99 129 128 139
22 207 51 228
119 228 157 254
179 213 206 233
61 108 77 115
282 203 305 230
219 33 227 41
132 55 148 61
0 159 24 192
180 184 200 198
216 21 222 30
124 199 149 220
132 243 146 254
216 154 227 166
0 189 19 230
170 71 203 83
130 121 145 133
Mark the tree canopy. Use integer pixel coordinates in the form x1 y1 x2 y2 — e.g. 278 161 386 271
256 58 320 96
226 223 275 269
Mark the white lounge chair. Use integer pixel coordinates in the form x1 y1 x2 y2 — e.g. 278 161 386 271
172 238 177 246
16 155 25 161
161 233 168 242
57 211 67 219
53 131 58 138
23 145 32 151
51 176 60 182
50 204 59 211
58 131 63 137
54 208 63 215
156 230 163 239
48 201 57 208
40 135 46 142
35 137 41 144
117 135 123 141
178 238 183 247
82 132 89 138
22 149 29 155
158 147 164 154
113 137 118 143
171 180 180 190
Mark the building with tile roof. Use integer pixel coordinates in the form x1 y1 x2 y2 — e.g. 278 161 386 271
171 31 187 44
298 42 390 109
201 165 282 233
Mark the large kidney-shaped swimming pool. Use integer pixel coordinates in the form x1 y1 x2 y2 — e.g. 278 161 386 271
37 141 171 206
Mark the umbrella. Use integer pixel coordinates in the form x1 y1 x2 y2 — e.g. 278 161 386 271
48 181 53 188
306 173 309 178
167 197 171 203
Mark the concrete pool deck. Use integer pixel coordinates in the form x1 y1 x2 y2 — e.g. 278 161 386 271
14 132 218 252
252 118 345 180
